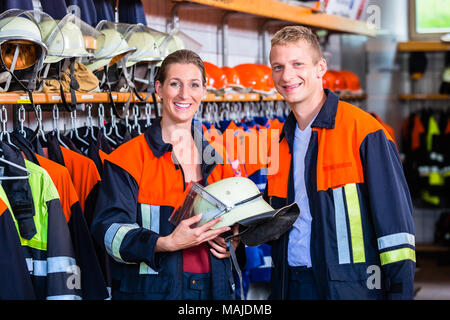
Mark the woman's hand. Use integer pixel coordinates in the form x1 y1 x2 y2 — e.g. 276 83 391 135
208 223 240 259
156 213 230 252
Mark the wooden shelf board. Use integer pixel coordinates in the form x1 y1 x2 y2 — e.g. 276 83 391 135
0 91 366 104
397 41 450 52
416 244 450 253
399 94 450 101
173 0 376 37
0 92 159 105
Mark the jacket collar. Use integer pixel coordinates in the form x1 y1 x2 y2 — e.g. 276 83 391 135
143 118 220 183
280 89 339 150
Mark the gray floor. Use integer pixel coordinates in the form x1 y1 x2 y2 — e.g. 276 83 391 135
414 254 450 300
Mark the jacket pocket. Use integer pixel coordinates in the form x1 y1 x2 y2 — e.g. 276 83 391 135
327 263 385 300
120 274 171 294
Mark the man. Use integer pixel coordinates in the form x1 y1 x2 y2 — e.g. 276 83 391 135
265 26 415 300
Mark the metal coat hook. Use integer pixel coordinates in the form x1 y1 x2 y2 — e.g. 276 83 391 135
18 105 26 138
36 105 47 143
98 104 117 146
52 105 69 149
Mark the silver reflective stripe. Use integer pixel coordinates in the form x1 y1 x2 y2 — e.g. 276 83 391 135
26 257 78 276
46 295 82 300
378 232 415 250
48 257 78 274
333 187 351 264
140 204 159 275
26 259 46 276
104 223 139 264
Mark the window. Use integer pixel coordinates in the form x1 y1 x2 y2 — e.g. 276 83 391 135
409 0 450 40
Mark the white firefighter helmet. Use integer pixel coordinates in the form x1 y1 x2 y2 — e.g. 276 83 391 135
84 20 136 72
154 28 202 67
40 13 101 64
170 176 300 246
123 23 165 68
0 9 48 91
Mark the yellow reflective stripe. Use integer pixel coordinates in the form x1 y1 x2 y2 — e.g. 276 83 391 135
429 171 444 186
380 248 416 266
139 204 157 275
112 225 138 263
421 190 440 206
344 183 365 263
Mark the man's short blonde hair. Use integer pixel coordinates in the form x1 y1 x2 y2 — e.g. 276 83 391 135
271 26 323 63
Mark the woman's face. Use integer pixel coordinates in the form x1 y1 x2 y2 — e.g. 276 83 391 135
155 62 206 125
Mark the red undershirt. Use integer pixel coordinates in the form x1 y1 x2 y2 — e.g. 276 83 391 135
182 180 211 273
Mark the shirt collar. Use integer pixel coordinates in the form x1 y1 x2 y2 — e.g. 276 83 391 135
280 89 339 148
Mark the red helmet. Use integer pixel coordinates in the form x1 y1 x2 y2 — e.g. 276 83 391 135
340 70 362 93
233 63 273 93
326 70 347 92
322 71 336 91
204 61 227 90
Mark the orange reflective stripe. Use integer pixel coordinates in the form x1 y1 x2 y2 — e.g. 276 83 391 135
36 154 79 223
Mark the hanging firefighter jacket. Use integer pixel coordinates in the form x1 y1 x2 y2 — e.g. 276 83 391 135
401 108 450 208
0 141 81 300
9 127 109 299
0 192 36 299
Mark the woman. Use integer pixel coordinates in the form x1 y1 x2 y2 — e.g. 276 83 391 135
91 49 241 300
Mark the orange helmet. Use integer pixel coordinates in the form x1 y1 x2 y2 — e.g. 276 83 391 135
326 70 347 92
254 64 274 91
233 63 273 93
222 66 242 88
340 70 362 93
204 61 227 90
322 71 336 91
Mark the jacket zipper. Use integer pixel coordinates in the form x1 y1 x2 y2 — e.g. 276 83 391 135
172 151 186 298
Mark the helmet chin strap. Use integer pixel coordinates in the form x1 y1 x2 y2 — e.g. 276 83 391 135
227 239 245 300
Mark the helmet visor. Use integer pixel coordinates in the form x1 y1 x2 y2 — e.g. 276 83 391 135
169 182 228 227
0 9 48 70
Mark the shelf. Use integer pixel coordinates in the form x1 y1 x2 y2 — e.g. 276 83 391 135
397 41 450 52
0 92 159 105
399 94 450 101
173 0 377 37
0 91 366 105
416 244 450 253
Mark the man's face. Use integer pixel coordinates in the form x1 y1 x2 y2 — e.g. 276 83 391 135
270 40 326 106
